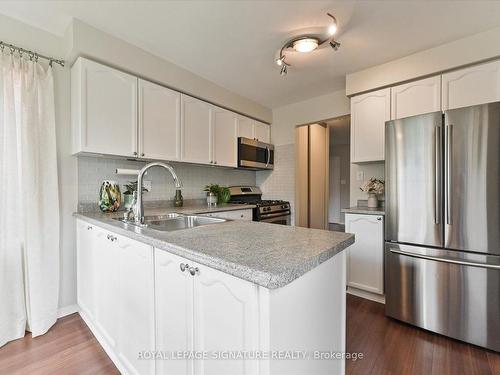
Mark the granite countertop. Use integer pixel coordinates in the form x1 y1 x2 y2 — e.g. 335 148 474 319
342 206 385 215
74 206 354 289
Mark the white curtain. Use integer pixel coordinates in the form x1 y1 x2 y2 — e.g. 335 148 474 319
0 51 60 347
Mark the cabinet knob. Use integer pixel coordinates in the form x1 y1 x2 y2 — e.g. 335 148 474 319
189 266 199 276
214 161 217 165
240 214 244 218
377 217 382 221
141 153 145 157
87 225 93 230
180 263 189 272
133 151 138 156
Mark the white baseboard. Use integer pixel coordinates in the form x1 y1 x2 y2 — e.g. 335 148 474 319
57 304 79 318
347 286 385 304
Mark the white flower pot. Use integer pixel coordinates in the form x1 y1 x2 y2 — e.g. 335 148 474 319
367 193 378 208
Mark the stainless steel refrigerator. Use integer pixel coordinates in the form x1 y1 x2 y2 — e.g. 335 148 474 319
384 102 500 352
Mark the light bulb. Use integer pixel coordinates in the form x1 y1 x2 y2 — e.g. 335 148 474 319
276 58 283 66
292 38 319 53
328 23 337 36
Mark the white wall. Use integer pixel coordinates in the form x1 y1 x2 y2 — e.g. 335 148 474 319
0 14 78 312
346 26 500 96
271 91 350 146
65 19 272 123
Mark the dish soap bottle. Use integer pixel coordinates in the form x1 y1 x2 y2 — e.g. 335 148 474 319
174 189 183 207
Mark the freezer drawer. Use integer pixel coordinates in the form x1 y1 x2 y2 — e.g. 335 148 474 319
385 243 500 352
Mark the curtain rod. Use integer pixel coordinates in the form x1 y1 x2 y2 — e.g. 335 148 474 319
0 40 65 67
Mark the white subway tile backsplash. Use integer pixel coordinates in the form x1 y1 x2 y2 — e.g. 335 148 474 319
257 143 295 224
78 156 256 205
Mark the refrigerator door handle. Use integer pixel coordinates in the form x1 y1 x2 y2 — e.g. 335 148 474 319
389 248 500 270
434 126 441 225
446 124 453 225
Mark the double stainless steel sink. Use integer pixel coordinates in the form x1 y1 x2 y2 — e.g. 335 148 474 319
114 213 227 232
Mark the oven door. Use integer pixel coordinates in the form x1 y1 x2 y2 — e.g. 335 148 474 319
238 137 274 170
259 212 291 225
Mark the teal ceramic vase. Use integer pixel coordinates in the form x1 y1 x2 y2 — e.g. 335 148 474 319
99 180 121 212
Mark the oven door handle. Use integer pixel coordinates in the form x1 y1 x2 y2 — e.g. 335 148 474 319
265 146 270 168
260 211 290 219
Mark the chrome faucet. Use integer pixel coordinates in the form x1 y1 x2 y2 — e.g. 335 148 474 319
134 162 183 224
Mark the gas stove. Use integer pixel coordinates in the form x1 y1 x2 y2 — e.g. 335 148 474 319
229 186 291 225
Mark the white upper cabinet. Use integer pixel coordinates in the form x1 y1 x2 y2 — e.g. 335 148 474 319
212 107 238 167
138 79 181 161
237 117 271 143
350 88 390 162
254 121 270 143
391 76 441 120
237 116 254 140
72 57 137 157
181 94 213 164
442 59 500 110
345 214 384 295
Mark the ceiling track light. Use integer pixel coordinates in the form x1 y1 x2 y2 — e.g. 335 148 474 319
274 12 341 76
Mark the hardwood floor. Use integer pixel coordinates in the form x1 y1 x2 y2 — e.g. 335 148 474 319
1 296 499 374
0 314 119 375
346 294 500 375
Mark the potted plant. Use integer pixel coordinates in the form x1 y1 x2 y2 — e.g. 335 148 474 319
360 178 385 208
123 181 149 209
204 183 221 206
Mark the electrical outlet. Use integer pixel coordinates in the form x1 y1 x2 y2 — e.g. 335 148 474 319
356 171 364 181
143 180 152 192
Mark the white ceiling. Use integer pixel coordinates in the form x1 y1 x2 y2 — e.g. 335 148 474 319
1 1 500 108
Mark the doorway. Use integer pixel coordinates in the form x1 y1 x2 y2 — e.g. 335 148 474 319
327 115 350 232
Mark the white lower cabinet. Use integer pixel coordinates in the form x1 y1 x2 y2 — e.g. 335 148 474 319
76 220 155 375
77 219 347 375
345 214 384 296
155 249 259 375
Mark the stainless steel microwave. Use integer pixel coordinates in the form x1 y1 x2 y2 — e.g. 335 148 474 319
237 137 274 170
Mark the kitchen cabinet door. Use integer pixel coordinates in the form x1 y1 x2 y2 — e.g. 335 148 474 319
139 79 181 161
72 57 137 157
182 94 212 164
350 88 390 162
391 76 441 120
254 121 270 143
76 220 97 321
116 235 155 375
193 263 259 375
345 214 384 295
442 59 500 110
93 229 120 349
237 116 254 140
155 249 194 375
212 107 238 167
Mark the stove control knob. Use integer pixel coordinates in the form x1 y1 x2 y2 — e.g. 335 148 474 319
281 205 288 209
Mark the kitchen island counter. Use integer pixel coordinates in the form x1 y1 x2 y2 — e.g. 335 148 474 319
75 209 354 289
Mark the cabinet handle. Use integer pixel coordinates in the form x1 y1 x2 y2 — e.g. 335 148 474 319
377 217 382 221
107 234 117 242
189 266 199 276
87 225 93 230
180 263 189 272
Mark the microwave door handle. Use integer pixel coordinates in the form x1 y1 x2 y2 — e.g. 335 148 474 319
265 146 270 168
